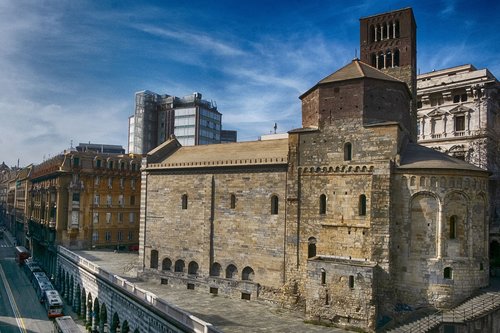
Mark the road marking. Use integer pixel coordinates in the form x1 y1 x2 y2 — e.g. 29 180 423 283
0 264 27 333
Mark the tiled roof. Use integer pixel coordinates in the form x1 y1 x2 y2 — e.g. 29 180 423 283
399 143 486 172
146 139 289 170
318 59 403 84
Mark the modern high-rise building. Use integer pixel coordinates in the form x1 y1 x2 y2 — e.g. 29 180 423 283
128 91 234 154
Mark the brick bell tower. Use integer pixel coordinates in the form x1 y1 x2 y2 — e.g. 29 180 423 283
360 7 417 141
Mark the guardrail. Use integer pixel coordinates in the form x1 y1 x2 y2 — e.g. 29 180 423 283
58 246 222 333
387 292 500 332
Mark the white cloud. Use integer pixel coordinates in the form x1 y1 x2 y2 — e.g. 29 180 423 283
134 25 246 57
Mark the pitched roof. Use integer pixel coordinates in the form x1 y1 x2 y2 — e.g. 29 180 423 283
300 59 406 99
318 59 403 84
146 139 289 170
398 143 486 172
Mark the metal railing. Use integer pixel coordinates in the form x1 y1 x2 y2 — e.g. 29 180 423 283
387 292 500 332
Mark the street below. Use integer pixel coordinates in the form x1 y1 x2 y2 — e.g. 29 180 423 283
0 236 54 333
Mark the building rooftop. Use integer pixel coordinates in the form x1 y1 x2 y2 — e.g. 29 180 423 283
300 59 406 99
146 138 289 170
399 143 486 172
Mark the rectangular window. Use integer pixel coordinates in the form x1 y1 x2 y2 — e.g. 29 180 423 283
117 231 123 241
120 178 125 189
105 231 111 242
96 160 101 168
118 195 124 207
94 194 100 206
128 231 133 241
92 231 99 241
107 195 112 207
118 212 123 223
93 212 99 224
129 212 135 223
131 178 136 190
455 116 465 132
130 195 135 206
72 193 80 202
106 212 112 224
95 176 100 186
73 157 80 167
71 211 79 227
108 177 113 188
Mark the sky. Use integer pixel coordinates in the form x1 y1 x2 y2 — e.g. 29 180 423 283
0 0 498 167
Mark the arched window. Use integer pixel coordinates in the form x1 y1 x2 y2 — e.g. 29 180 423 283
226 264 238 279
271 195 279 214
188 261 199 275
174 260 185 272
449 216 457 239
359 195 367 216
150 250 158 269
376 24 382 41
388 21 394 39
420 177 426 187
181 194 188 209
386 50 392 68
319 194 327 215
230 194 236 209
444 267 453 279
162 258 172 271
308 237 317 258
393 49 400 67
371 53 377 68
210 262 222 276
344 142 352 161
431 177 437 187
378 52 385 69
369 25 375 42
242 266 255 281
395 20 400 38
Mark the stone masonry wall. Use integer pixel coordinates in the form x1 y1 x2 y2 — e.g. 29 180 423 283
143 167 287 294
391 171 489 309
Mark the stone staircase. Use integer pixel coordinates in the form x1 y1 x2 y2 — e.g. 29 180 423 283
386 292 500 332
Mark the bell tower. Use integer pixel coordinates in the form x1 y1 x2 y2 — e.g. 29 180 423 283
360 8 417 141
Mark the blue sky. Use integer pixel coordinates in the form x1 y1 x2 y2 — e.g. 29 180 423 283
0 0 498 167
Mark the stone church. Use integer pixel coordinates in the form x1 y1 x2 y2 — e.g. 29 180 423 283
138 8 489 332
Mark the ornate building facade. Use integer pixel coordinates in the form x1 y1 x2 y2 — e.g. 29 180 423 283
28 150 141 278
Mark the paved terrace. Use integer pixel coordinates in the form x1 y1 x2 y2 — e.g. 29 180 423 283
74 250 349 333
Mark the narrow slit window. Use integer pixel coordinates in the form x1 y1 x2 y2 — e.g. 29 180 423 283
359 195 367 216
349 275 355 289
271 195 279 214
319 194 327 215
181 194 188 210
344 142 352 161
449 216 457 239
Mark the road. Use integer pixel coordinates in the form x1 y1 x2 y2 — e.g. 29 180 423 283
0 237 54 333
